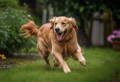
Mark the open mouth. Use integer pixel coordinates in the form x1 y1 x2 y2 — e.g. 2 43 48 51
56 30 67 41
56 33 64 41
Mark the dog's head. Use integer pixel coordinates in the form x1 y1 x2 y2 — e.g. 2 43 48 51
49 16 78 41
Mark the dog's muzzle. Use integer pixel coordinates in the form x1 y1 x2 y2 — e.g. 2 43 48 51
55 28 61 34
55 28 67 41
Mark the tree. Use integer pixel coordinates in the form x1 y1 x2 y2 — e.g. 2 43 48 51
18 0 120 46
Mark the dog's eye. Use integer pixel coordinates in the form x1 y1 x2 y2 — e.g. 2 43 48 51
61 22 66 25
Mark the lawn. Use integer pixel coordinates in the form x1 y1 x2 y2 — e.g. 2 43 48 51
0 48 120 82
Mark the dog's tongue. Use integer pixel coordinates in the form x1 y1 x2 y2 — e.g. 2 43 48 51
56 34 63 41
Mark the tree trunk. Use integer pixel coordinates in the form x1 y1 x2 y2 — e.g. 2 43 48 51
42 9 47 24
48 4 54 19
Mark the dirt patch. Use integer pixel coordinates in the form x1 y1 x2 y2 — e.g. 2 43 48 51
0 53 41 69
0 60 13 69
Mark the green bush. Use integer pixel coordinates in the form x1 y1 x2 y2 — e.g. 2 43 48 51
0 0 18 8
0 7 35 56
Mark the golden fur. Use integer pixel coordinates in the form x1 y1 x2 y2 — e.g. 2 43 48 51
21 16 86 73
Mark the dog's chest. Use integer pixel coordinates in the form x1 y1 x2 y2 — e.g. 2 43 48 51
62 44 76 57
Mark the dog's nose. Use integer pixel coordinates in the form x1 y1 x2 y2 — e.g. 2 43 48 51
55 28 60 33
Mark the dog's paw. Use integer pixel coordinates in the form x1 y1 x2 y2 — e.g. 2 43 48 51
80 60 86 66
63 64 71 73
64 68 71 73
79 55 86 66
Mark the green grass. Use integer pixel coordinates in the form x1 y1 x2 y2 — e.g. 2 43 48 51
0 48 120 82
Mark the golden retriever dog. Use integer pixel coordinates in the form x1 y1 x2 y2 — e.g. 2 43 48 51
21 16 86 73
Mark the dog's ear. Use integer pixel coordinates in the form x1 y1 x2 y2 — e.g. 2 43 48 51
69 17 78 31
49 17 57 29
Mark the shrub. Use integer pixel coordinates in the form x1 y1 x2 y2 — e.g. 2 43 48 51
0 0 18 8
0 7 35 56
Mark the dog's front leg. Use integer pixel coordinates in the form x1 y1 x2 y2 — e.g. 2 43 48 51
53 52 71 73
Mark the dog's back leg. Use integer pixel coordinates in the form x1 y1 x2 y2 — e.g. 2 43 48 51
37 39 50 66
43 51 50 66
38 49 50 66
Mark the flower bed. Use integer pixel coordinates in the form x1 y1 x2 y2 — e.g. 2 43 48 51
107 30 120 50
111 41 120 50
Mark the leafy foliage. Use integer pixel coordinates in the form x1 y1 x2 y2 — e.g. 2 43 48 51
0 0 18 8
35 0 120 26
0 1 35 56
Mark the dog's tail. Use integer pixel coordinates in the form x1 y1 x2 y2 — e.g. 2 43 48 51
20 20 39 37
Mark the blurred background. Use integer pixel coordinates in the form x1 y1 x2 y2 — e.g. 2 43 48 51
0 0 120 57
0 1 120 82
